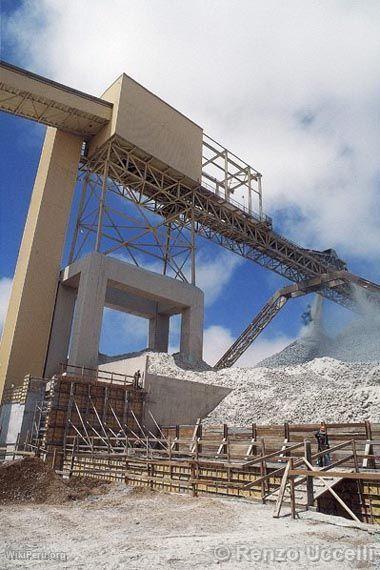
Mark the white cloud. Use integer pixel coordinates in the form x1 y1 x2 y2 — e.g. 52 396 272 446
0 278 12 333
5 0 380 261
203 323 294 367
203 325 234 366
169 321 293 366
195 250 243 306
100 307 148 355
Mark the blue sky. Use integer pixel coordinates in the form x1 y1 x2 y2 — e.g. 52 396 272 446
1 1 379 365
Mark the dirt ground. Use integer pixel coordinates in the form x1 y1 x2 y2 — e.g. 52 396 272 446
0 457 110 505
1 483 380 569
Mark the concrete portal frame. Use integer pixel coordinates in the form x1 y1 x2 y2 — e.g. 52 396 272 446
46 252 204 375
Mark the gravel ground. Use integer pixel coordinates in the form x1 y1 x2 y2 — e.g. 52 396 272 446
1 485 379 569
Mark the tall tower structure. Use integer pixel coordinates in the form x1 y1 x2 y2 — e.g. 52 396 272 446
0 129 82 391
0 62 213 401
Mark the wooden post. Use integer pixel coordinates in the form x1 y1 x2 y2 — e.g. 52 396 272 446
52 448 57 471
252 423 257 456
197 423 203 455
352 440 359 473
148 462 153 489
260 443 266 503
273 460 291 518
223 424 228 456
24 430 30 451
278 422 290 459
261 438 269 492
304 439 314 508
69 435 77 478
13 432 20 461
352 439 368 524
191 461 197 497
365 420 372 440
289 458 296 519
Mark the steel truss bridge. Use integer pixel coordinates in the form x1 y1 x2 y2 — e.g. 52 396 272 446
68 135 380 367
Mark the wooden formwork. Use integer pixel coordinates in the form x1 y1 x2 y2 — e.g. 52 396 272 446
64 452 279 502
37 372 145 467
162 421 373 464
60 439 380 524
13 396 380 527
52 420 380 525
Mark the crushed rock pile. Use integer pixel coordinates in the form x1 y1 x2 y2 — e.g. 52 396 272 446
329 318 380 363
258 334 327 368
0 457 109 505
259 316 380 368
147 352 380 425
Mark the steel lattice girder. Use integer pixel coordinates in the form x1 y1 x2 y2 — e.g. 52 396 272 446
73 174 196 280
80 135 380 310
214 270 379 369
215 293 289 369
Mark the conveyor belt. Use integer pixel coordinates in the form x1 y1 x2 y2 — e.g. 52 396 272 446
215 271 380 369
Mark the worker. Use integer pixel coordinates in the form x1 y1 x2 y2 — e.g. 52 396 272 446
133 369 142 389
314 422 331 467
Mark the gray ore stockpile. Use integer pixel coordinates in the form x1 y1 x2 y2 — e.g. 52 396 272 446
147 293 380 426
260 292 380 368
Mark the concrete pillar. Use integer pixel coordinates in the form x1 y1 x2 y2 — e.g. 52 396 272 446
0 128 82 402
68 256 107 369
148 314 170 352
0 376 45 446
44 283 77 378
180 297 204 362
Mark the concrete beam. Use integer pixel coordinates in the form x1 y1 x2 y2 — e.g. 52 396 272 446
105 287 180 318
105 288 157 318
63 252 204 310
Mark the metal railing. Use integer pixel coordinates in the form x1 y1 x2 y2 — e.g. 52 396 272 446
59 363 137 386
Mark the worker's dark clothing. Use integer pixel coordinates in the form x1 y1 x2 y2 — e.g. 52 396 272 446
315 430 331 467
133 370 141 389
